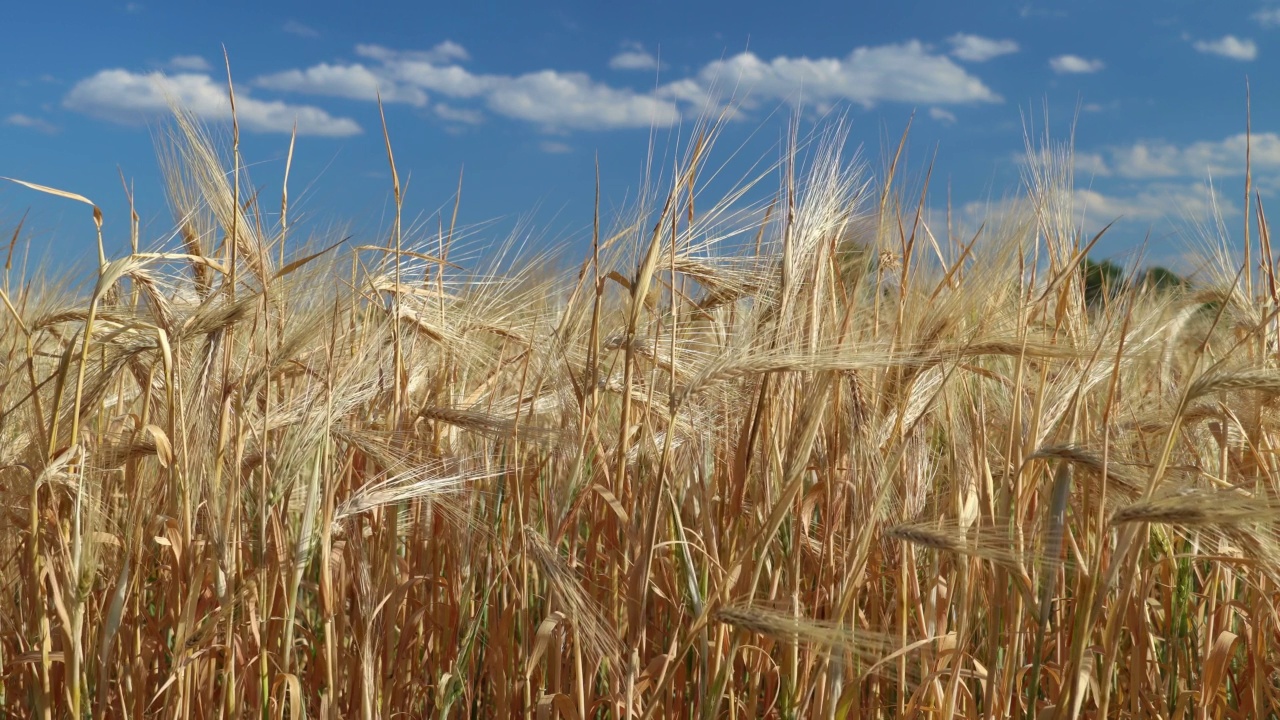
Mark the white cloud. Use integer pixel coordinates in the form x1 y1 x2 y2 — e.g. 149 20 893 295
1072 183 1234 224
252 39 999 133
433 102 484 124
610 49 660 71
260 42 676 130
1191 35 1257 61
5 113 58 134
1016 134 1280 192
1104 133 1280 179
1072 151 1111 177
1013 133 1280 237
283 20 320 38
487 70 679 129
64 69 361 136
667 42 1002 111
929 107 957 124
958 182 1232 239
167 55 210 72
1017 149 1112 178
124 2 142 13
1049 55 1105 73
354 43 491 97
539 140 571 154
1018 3 1066 19
947 33 1019 62
257 63 428 105
1255 8 1280 27
357 41 469 65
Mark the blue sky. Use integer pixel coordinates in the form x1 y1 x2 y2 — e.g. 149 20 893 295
3 0 1278 273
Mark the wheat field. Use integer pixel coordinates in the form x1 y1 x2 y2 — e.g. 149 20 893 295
2 102 1279 719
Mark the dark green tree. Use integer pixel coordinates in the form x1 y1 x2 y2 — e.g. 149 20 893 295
1081 257 1126 307
1140 265 1188 293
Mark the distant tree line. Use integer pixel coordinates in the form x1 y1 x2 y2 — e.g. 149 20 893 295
830 234 1189 308
1081 257 1189 307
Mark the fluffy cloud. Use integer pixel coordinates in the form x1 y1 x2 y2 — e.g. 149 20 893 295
1027 134 1280 185
6 113 58 134
64 69 362 136
257 63 428 105
1104 133 1280 178
1072 151 1111 177
354 44 493 98
959 182 1232 239
610 49 661 71
1049 55 1104 73
667 42 1002 110
990 134 1280 243
488 70 679 129
260 42 674 130
947 34 1019 62
1072 183 1233 224
1003 133 1280 231
252 39 1001 132
1191 35 1258 61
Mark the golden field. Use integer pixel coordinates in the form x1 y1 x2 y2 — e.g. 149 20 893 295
1 103 1278 718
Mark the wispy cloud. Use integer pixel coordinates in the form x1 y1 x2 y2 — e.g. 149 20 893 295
929 107 957 124
539 140 571 154
64 69 361 136
947 33 1019 62
1191 35 1257 61
1049 54 1104 73
5 113 59 134
167 55 210 72
283 20 320 38
124 2 142 13
1255 8 1280 27
609 44 661 71
357 41 469 65
1017 3 1066 19
433 103 484 125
